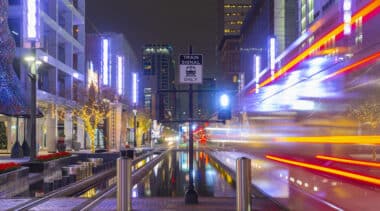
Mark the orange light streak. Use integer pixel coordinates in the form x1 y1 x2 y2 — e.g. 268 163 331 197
266 155 380 185
249 0 380 94
316 155 380 168
275 136 380 144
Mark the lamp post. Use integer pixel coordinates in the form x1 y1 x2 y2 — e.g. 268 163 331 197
132 73 138 148
24 0 40 161
133 108 137 148
24 51 42 161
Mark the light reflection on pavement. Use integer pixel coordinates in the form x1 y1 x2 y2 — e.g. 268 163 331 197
210 149 380 211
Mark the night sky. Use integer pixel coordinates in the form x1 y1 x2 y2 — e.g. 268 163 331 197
86 0 221 77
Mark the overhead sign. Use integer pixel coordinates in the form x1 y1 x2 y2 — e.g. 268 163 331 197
179 54 203 84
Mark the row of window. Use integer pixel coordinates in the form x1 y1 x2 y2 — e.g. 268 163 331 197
226 21 243 25
224 4 251 9
225 29 240 33
225 12 245 17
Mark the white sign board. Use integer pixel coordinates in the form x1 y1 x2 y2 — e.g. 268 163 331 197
179 54 203 84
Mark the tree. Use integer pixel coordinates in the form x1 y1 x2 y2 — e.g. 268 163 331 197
127 108 151 146
347 102 380 130
347 101 380 160
73 83 111 153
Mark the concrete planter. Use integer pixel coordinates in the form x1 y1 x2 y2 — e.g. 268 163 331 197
24 155 78 175
0 167 29 197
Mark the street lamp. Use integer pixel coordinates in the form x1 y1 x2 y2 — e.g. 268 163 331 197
24 55 42 161
132 73 138 148
24 0 40 161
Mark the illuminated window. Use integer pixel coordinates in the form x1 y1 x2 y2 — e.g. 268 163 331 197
355 16 363 45
233 75 238 83
144 88 152 110
301 4 306 17
308 9 314 23
308 0 314 23
308 36 315 49
301 18 306 32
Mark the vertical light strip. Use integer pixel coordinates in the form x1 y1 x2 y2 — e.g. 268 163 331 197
344 0 352 35
26 0 39 40
255 55 261 93
132 73 137 105
102 39 109 85
269 37 276 80
87 61 93 88
117 56 123 95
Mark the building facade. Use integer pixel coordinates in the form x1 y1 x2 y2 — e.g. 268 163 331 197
240 0 299 86
86 33 137 102
86 33 138 150
2 0 86 153
142 44 176 121
218 1 252 92
299 0 335 35
218 36 241 91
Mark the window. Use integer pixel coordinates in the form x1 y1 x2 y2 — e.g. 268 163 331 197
7 18 21 47
58 44 66 63
73 25 79 40
144 88 152 111
355 17 363 45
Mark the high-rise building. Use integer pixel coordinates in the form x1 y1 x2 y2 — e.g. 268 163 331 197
299 0 335 35
223 0 252 36
240 0 299 86
196 78 217 119
4 0 86 153
142 44 176 121
218 36 241 91
217 1 252 92
86 33 138 150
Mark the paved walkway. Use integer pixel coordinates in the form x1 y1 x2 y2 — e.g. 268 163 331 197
92 197 283 211
0 198 31 210
0 197 283 210
29 198 87 211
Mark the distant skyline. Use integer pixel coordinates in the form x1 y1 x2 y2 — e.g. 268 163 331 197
86 0 221 77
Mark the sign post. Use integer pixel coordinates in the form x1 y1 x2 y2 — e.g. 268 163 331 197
158 49 224 205
180 50 202 204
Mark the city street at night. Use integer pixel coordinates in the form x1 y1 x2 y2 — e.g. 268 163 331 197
1 0 380 210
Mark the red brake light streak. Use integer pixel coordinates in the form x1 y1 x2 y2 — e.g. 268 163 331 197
316 155 380 168
266 155 380 186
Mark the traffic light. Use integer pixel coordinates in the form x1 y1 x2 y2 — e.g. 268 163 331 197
218 94 231 120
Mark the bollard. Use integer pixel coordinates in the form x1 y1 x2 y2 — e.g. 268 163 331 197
117 149 134 211
236 157 251 211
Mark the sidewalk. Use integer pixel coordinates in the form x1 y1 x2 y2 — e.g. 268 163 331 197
20 197 282 211
92 197 282 211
